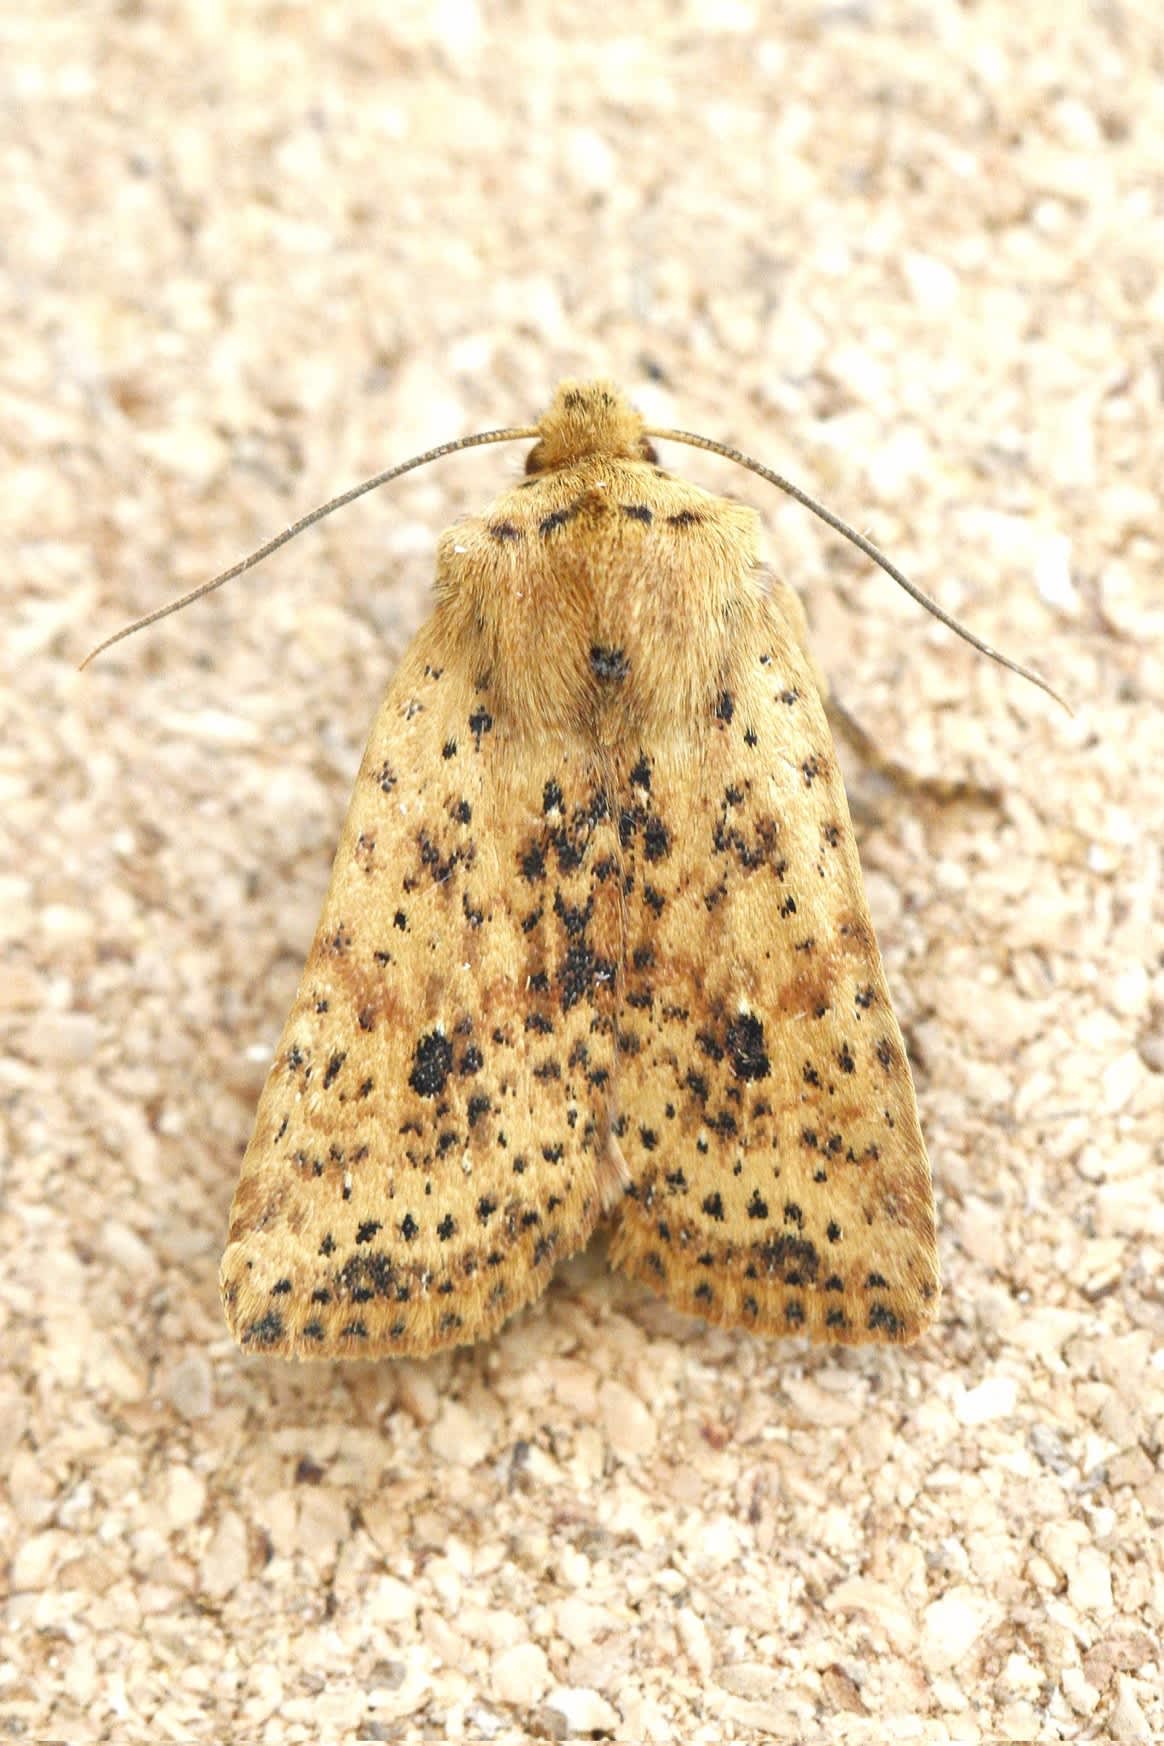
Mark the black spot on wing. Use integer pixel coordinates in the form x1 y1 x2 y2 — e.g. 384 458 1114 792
725 1013 769 1081
409 1030 453 1098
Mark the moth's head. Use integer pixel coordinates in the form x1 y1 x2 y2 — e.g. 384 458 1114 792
525 380 659 475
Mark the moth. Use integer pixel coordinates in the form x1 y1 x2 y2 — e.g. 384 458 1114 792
86 379 1060 1359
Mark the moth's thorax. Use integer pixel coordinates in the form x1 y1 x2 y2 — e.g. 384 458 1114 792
435 451 763 733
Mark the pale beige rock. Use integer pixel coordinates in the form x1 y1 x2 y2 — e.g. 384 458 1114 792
1067 1546 1115 1615
1109 1675 1154 1743
395 1365 440 1427
954 1374 1019 1426
997 1652 1044 1698
165 1354 214 1421
429 1400 495 1466
1060 1666 1102 1717
597 1379 657 1460
11 1529 67 1591
162 1466 206 1530
555 1595 608 1649
198 1512 250 1600
921 1588 997 1674
826 1577 918 1655
543 1686 621 1735
491 1643 550 1706
22 1011 99 1065
293 1487 349 1563
366 1576 420 1627
677 1607 713 1677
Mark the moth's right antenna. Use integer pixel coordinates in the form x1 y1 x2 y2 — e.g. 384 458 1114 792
647 424 1071 715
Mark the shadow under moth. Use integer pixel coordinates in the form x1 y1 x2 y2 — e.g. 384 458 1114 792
87 379 1061 1359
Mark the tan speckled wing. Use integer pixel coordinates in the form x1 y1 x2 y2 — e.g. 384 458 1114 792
605 589 939 1344
220 619 624 1358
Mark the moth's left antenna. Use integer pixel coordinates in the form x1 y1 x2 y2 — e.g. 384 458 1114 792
80 424 536 669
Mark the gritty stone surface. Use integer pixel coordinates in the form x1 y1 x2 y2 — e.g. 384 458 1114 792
4 3 1162 1740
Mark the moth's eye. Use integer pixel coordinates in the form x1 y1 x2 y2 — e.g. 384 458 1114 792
524 442 548 476
639 439 659 464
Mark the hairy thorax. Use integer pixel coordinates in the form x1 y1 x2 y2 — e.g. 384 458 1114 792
434 455 764 740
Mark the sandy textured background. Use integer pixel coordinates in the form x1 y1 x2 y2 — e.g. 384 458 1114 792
4 3 1162 1741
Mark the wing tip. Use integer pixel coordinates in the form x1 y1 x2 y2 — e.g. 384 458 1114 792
219 1234 562 1361
608 1223 940 1348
